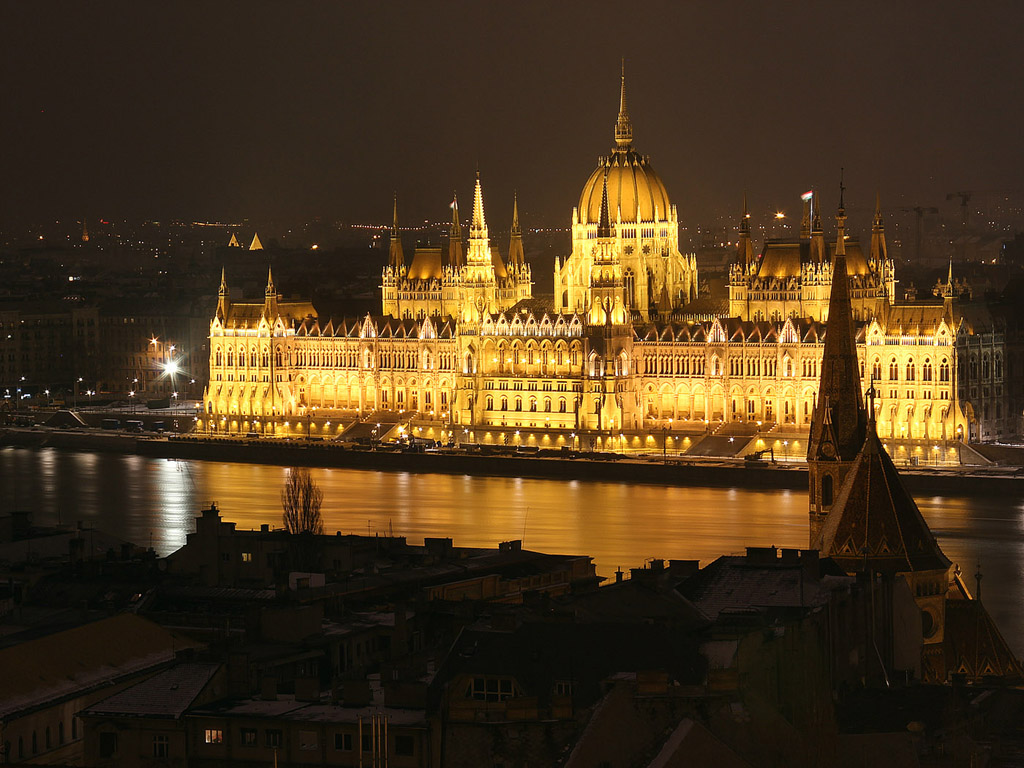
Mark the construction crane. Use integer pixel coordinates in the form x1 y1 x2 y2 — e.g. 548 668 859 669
893 206 939 261
946 191 972 261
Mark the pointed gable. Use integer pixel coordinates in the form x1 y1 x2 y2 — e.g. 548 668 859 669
817 425 951 574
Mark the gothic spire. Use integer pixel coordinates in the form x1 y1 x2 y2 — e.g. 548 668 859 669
835 170 847 257
508 192 526 269
808 253 867 464
448 192 465 268
219 266 228 296
471 172 487 238
388 193 405 270
737 193 754 266
265 265 275 296
614 59 633 149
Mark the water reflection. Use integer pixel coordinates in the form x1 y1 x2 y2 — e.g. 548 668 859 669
2 447 1022 656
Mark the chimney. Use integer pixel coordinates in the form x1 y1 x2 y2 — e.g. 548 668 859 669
261 676 278 701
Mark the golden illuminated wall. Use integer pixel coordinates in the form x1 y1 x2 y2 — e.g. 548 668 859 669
555 213 698 320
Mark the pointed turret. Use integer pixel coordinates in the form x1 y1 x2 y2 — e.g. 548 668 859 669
448 193 465 268
597 171 613 239
614 59 633 150
809 194 826 264
507 193 526 270
264 265 278 319
249 232 264 251
388 194 405 270
216 266 230 320
800 191 813 239
869 192 888 266
807 251 868 544
835 172 847 258
81 218 89 243
737 193 754 266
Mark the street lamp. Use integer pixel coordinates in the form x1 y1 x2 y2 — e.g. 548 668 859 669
74 377 83 409
172 391 178 412
129 390 136 414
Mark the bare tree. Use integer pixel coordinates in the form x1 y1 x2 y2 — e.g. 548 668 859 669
281 467 324 535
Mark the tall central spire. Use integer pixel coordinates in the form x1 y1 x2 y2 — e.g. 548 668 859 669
614 59 633 149
471 171 488 239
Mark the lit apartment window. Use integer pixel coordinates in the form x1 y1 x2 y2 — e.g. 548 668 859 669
204 729 223 745
241 552 253 563
153 735 169 757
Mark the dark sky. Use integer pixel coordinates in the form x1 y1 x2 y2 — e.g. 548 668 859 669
2 1 1022 230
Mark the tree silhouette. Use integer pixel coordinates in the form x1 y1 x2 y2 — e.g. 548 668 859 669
281 467 324 535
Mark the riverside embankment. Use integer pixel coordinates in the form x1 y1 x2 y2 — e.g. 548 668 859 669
3 427 1023 497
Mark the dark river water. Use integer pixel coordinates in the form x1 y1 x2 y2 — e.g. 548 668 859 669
3 446 1023 657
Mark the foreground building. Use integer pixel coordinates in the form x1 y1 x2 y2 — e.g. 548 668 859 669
807 251 1020 684
202 71 1008 450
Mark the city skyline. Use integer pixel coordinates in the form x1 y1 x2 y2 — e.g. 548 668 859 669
3 2 1023 229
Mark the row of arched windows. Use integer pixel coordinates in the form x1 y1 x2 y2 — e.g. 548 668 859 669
870 356 950 383
486 396 572 413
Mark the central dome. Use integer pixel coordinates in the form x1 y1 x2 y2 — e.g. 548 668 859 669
577 66 672 225
578 150 672 225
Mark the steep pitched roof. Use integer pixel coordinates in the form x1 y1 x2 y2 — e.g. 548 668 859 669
942 597 1023 682
816 426 951 574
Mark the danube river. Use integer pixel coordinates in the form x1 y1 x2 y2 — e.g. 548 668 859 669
3 446 1023 656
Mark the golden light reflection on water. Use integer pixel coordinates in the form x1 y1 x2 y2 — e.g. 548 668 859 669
3 448 1023 657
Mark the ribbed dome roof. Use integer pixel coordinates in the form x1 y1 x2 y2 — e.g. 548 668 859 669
578 64 672 225
579 150 671 225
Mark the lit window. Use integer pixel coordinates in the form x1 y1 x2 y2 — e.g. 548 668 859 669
241 552 253 563
204 730 223 745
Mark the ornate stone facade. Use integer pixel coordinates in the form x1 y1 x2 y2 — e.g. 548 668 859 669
201 73 1008 452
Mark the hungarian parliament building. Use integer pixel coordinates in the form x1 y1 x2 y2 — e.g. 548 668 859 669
202 75 1006 456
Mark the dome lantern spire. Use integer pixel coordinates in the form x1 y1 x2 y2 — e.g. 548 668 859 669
471 171 487 238
614 59 633 149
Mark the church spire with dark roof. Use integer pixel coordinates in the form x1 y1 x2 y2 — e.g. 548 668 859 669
614 59 633 149
810 252 865 460
807 250 867 544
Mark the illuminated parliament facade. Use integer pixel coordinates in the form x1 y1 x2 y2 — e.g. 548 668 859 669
202 75 1006 455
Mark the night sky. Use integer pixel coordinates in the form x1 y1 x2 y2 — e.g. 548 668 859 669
3 1 1023 230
